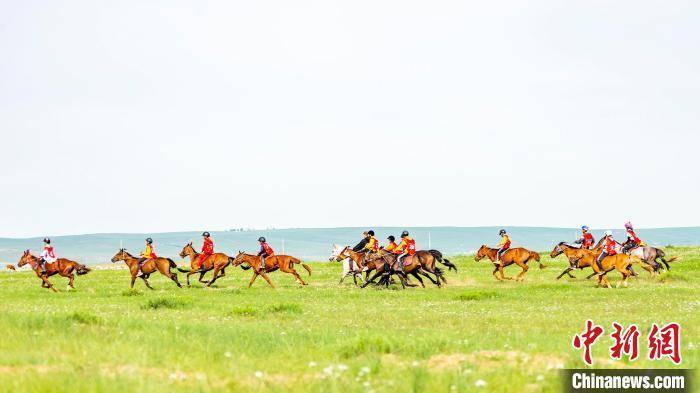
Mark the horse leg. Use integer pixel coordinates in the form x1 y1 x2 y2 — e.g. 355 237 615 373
281 264 306 286
557 267 573 280
416 268 440 286
515 261 528 282
220 268 226 277
410 271 425 288
170 272 182 288
257 271 276 288
141 275 154 290
492 267 502 281
67 274 75 290
498 265 512 280
199 270 209 284
361 270 384 288
130 274 137 289
206 267 222 287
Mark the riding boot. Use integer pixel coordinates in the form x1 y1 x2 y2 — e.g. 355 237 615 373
596 258 605 276
40 263 46 275
199 263 206 273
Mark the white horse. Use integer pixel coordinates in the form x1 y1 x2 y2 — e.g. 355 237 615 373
329 244 365 285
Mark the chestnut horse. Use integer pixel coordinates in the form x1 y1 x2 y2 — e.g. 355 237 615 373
363 249 439 288
550 242 602 280
110 249 182 289
330 244 365 285
590 253 635 288
231 252 311 288
474 246 544 281
178 242 235 287
17 250 90 292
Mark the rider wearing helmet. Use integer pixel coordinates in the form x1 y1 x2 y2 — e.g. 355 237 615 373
495 229 511 265
257 236 275 273
363 230 379 253
138 237 158 273
385 236 398 253
393 231 416 272
198 232 214 273
596 230 617 276
622 222 642 253
38 237 57 275
352 231 370 253
574 226 595 250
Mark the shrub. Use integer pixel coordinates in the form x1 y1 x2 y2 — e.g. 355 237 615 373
66 311 101 325
142 298 184 310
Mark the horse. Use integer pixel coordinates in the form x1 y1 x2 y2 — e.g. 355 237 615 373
17 250 90 292
362 249 440 288
178 242 236 287
231 252 312 288
110 249 182 289
550 242 602 279
474 245 544 281
416 249 458 273
590 253 635 288
329 244 365 285
623 242 679 272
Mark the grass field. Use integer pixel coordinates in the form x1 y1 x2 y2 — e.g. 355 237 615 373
0 247 697 392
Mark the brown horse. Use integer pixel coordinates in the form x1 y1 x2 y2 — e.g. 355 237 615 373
17 250 90 292
474 245 544 281
550 242 602 279
110 249 182 289
178 242 235 287
590 253 635 288
363 249 439 288
231 252 312 288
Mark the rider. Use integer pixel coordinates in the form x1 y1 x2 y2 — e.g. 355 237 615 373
622 222 642 253
352 231 370 253
385 236 398 253
574 226 595 250
38 237 57 275
138 238 157 273
596 230 616 276
393 230 416 272
257 236 275 273
198 232 214 273
495 229 511 266
363 230 379 254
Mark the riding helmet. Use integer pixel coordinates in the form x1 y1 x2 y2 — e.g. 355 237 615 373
43 237 50 244
202 232 210 237
367 230 375 236
146 237 153 244
401 230 409 237
258 237 266 242
624 221 633 230
581 225 589 231
499 229 506 236
387 235 395 242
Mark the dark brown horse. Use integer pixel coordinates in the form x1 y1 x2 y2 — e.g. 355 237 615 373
111 249 182 289
231 252 312 288
474 245 544 281
416 250 458 273
178 242 235 287
17 250 90 292
363 249 439 288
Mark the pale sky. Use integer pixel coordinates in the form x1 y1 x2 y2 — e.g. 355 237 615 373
1 0 699 238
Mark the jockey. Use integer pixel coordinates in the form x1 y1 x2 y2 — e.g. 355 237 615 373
622 222 642 253
257 237 275 273
393 230 416 272
138 238 157 273
38 237 57 275
495 229 511 265
574 226 595 249
596 230 616 276
198 232 214 273
352 231 370 253
363 230 379 253
385 236 398 253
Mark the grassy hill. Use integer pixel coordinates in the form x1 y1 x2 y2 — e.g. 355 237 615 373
0 247 697 392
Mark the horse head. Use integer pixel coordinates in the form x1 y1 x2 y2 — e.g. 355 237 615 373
179 242 195 259
110 248 130 263
550 242 565 258
17 250 33 267
474 245 489 262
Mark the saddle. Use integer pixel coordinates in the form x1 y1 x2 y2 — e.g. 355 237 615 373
400 255 413 267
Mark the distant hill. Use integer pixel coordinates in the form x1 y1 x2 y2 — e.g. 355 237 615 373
1 226 698 264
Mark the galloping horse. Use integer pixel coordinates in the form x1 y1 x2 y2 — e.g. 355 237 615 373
415 249 458 273
550 242 602 279
330 244 365 285
110 249 182 289
474 246 544 281
624 244 678 272
363 249 440 288
17 250 90 292
231 252 312 288
178 242 234 287
590 253 635 288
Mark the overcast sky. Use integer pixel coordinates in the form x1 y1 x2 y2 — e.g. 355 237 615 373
1 0 699 238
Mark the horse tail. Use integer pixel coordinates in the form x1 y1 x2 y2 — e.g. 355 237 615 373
167 258 178 270
434 266 447 283
291 257 312 276
429 250 457 272
76 263 91 275
176 266 191 273
530 251 546 269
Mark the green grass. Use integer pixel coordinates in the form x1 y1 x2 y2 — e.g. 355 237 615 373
0 247 698 392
